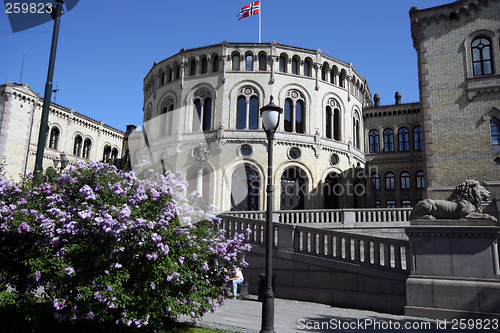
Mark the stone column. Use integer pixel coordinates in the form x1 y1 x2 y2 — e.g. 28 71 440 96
405 219 500 320
196 164 204 195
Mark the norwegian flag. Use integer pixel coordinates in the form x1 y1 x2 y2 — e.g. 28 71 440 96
238 1 260 20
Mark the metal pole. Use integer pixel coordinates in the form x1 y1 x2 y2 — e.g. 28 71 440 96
34 1 64 179
260 130 275 333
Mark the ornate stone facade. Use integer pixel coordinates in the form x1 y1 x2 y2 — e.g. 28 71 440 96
136 42 371 212
0 82 124 180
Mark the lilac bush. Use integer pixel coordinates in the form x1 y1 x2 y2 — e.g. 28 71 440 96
0 161 251 331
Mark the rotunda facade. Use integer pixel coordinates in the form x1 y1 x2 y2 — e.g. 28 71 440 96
135 41 372 212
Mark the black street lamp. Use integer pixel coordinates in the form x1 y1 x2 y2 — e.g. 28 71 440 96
259 96 282 333
34 0 64 180
53 152 69 172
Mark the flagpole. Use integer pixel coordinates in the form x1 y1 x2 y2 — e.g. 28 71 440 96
259 0 261 43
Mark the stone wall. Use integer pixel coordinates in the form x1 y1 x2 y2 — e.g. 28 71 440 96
410 0 500 200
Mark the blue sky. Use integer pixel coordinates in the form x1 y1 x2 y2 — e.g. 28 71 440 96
1 0 448 131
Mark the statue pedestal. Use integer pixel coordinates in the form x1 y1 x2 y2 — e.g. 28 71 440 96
405 219 500 319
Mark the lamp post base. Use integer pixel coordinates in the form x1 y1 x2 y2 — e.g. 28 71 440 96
260 287 275 333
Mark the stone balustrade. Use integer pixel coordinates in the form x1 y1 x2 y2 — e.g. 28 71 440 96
222 208 412 225
217 213 410 272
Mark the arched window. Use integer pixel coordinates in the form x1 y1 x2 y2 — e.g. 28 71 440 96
413 126 422 150
173 61 180 80
166 65 172 83
103 146 111 163
371 173 380 190
303 59 311 77
292 57 299 75
326 106 332 139
321 62 329 81
111 148 119 162
280 167 306 210
333 108 340 141
340 69 346 88
279 55 287 73
284 99 292 133
325 99 340 140
296 100 304 134
385 172 395 189
331 66 337 85
49 127 59 149
353 112 360 149
402 200 412 208
232 53 240 71
83 139 91 159
259 54 267 71
236 87 259 130
73 135 82 156
193 90 212 132
189 59 196 76
212 55 220 72
386 200 396 208
398 127 410 151
245 54 253 71
159 69 165 86
383 129 394 152
284 90 305 133
323 172 341 209
376 201 381 208
416 171 425 189
369 130 380 153
160 97 175 137
400 171 411 189
201 57 208 74
491 118 500 150
472 38 493 76
231 166 260 211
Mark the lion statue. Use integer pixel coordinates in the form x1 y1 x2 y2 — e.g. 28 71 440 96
409 180 497 222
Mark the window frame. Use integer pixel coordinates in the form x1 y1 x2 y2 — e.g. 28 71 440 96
385 172 395 190
471 37 493 76
371 173 380 190
369 129 380 153
49 127 60 150
491 117 500 150
416 171 425 189
398 127 410 151
73 135 82 156
400 171 411 189
383 128 395 152
284 90 306 133
245 54 253 71
413 126 422 151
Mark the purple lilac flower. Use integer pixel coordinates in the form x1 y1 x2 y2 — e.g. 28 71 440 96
64 267 75 275
79 185 97 200
17 222 30 234
110 182 124 194
35 270 41 281
150 282 155 290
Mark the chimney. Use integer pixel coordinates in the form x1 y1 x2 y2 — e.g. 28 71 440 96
374 94 380 107
395 91 402 105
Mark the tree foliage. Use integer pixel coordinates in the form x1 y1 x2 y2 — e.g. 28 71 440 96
0 162 250 331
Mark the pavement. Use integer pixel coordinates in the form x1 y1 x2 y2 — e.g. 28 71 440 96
191 295 480 333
